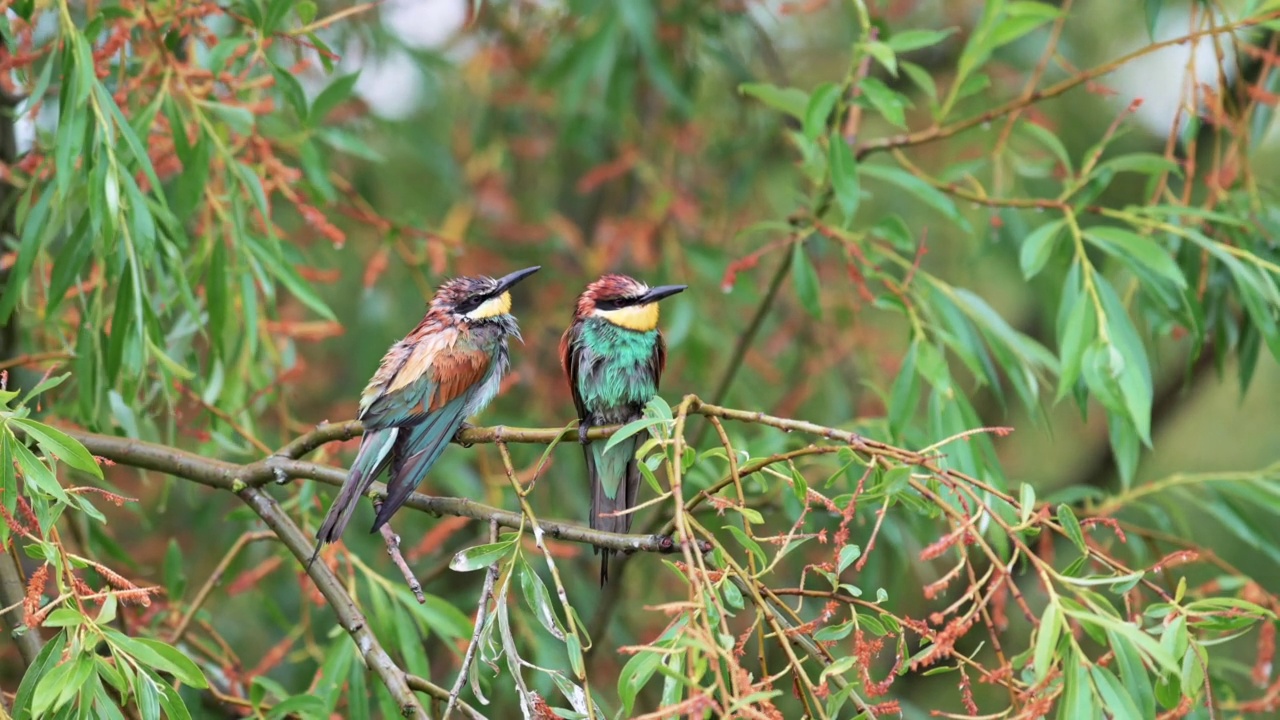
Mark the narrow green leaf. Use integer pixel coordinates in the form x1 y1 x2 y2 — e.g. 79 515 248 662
862 41 897 76
1085 227 1185 291
803 83 841 140
1145 0 1163 40
310 72 361 124
858 77 908 128
14 631 67 720
724 525 765 565
449 539 514 572
42 608 85 628
791 241 822 318
1019 219 1064 279
738 82 808 121
265 695 327 720
1033 602 1060 681
837 545 861 574
164 540 186 601
900 61 938 104
1091 665 1142 719
860 163 968 230
11 419 103 478
828 133 860 222
885 27 957 52
11 433 70 504
1057 504 1086 555
618 650 663 717
603 416 669 454
1109 629 1155 718
103 631 208 689
152 670 194 720
1019 483 1035 525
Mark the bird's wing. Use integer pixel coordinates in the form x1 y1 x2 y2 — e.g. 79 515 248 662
651 331 668 388
368 341 496 532
361 330 491 428
559 323 588 420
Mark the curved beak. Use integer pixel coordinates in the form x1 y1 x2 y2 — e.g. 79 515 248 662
493 266 541 293
640 284 687 304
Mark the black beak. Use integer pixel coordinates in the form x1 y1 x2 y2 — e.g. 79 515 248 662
640 284 687 304
493 266 541 294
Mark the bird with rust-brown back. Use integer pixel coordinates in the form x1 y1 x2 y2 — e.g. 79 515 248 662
309 266 541 566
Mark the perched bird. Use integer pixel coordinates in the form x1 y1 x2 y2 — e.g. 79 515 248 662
309 266 541 566
560 274 687 584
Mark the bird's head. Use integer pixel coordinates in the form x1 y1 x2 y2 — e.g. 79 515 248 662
576 274 687 332
432 266 541 323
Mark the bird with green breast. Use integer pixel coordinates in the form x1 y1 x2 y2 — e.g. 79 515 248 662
309 266 541 566
560 274 687 584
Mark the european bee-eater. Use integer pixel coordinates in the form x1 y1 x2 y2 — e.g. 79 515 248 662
309 266 540 565
560 274 687 584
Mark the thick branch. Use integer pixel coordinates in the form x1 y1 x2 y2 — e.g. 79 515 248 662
0 32 41 669
235 487 428 719
0 545 42 665
63 428 687 555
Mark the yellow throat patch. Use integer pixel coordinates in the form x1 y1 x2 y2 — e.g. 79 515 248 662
467 291 512 320
596 302 659 332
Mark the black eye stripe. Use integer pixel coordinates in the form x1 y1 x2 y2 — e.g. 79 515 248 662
595 296 642 311
456 294 491 314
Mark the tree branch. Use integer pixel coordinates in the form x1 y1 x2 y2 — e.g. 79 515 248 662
235 486 428 720
61 427 689 556
0 543 42 666
0 31 42 669
853 10 1280 161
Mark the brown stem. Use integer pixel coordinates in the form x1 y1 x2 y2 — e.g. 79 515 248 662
0 543 42 666
443 520 498 720
235 486 428 719
0 351 74 373
854 10 1280 161
57 427 691 556
406 674 484 720
374 503 425 604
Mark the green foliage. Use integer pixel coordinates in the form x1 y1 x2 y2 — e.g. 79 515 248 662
3 0 1280 718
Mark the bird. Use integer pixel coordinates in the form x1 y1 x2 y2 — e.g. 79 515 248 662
309 266 541 566
560 274 687 584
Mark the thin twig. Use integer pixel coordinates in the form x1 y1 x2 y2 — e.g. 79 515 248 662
444 520 498 720
854 9 1280 160
406 674 484 720
235 487 429 719
0 351 73 373
707 250 794 409
374 502 425 604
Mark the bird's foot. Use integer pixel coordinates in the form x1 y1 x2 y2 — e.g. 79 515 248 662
454 421 476 448
578 420 592 445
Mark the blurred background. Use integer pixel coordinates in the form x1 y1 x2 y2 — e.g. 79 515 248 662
9 0 1280 717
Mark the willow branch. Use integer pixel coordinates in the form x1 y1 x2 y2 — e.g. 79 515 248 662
376 510 425 604
235 487 428 720
407 674 484 720
444 520 498 720
60 428 686 556
0 544 42 666
854 10 1280 160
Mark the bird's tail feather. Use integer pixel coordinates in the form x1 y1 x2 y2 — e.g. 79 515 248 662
309 428 398 567
371 399 469 533
589 433 642 585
